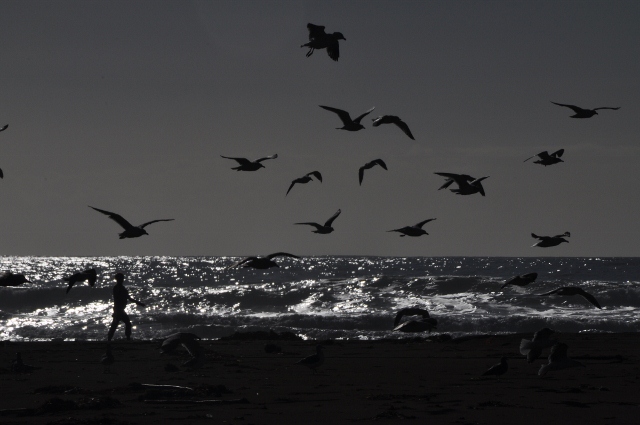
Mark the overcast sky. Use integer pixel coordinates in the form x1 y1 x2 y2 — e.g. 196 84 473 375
1 0 639 257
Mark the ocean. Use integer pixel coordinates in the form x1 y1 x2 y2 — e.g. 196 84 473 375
0 256 638 341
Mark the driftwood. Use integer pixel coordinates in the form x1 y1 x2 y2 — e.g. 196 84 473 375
143 398 249 405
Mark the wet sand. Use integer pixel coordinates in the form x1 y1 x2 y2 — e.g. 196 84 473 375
0 332 638 424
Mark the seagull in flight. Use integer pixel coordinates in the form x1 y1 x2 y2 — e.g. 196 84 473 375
524 149 564 166
393 307 438 333
371 115 415 140
319 105 375 131
89 206 174 239
388 218 436 237
301 23 345 61
551 101 620 118
531 232 570 247
64 268 98 294
0 124 8 132
538 286 602 309
296 209 341 234
538 343 584 376
501 272 538 289
434 172 489 196
220 154 277 171
359 159 387 185
0 272 31 287
286 171 322 196
226 252 301 270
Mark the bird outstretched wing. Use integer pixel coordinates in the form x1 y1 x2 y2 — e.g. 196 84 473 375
139 219 175 229
324 209 341 227
220 156 252 166
319 105 353 125
256 154 278 163
353 107 376 124
266 252 300 260
415 218 436 228
89 206 135 230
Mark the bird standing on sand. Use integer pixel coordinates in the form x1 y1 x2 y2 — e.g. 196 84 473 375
286 171 322 196
89 206 174 239
482 357 508 377
538 286 602 309
319 105 375 131
388 218 436 237
524 149 564 166
64 268 98 294
220 154 278 171
501 272 538 289
358 159 387 185
519 328 557 363
296 345 324 372
226 252 301 270
538 343 584 376
301 23 345 61
435 172 489 196
393 307 438 333
531 232 570 248
371 115 415 140
551 101 620 118
295 209 341 234
101 345 114 374
0 271 31 287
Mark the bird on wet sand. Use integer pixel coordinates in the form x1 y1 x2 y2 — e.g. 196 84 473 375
393 307 438 333
482 357 508 377
435 172 489 196
501 272 538 289
64 268 98 294
519 328 557 363
358 159 387 185
524 149 564 166
301 23 345 61
89 206 174 239
531 232 570 248
226 252 301 270
220 154 278 171
551 101 620 118
539 343 584 376
319 105 375 131
0 271 31 287
286 171 322 196
371 115 415 140
538 286 602 309
296 345 324 372
101 345 114 374
296 209 341 234
388 218 436 237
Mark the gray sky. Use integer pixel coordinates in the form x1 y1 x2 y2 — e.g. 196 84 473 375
1 0 639 257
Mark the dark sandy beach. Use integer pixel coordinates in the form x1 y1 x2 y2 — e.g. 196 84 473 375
1 332 638 425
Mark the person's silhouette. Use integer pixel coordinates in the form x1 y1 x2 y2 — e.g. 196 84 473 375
107 272 146 341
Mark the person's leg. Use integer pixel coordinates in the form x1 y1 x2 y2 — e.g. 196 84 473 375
123 313 132 340
107 317 119 341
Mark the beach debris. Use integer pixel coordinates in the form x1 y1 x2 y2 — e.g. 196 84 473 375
160 332 204 369
219 330 301 341
524 149 565 166
482 356 508 377
225 252 301 270
551 101 620 118
519 328 557 363
0 271 31 287
319 105 375 131
89 206 174 239
220 153 278 171
539 343 585 376
358 159 387 186
388 218 436 237
64 268 98 294
286 171 322 196
531 232 570 248
538 286 602 309
393 307 438 333
301 23 345 61
296 345 324 372
295 209 341 234
434 172 489 196
372 115 415 140
501 272 538 289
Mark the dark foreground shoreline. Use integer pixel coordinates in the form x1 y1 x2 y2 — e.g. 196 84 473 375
1 332 638 424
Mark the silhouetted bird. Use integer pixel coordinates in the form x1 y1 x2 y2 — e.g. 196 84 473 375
551 101 620 118
358 159 387 185
0 168 3 179
388 218 436 237
226 252 301 269
393 307 438 333
64 268 98 294
220 154 277 171
0 124 7 132
11 352 40 373
435 172 489 196
482 357 508 377
539 286 602 309
524 149 564 166
538 343 584 376
531 232 570 248
160 333 202 354
296 209 341 234
296 345 324 372
286 171 322 196
319 105 375 131
301 23 345 61
519 328 557 363
371 115 414 140
0 271 31 286
101 345 114 374
501 272 538 289
89 206 174 239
